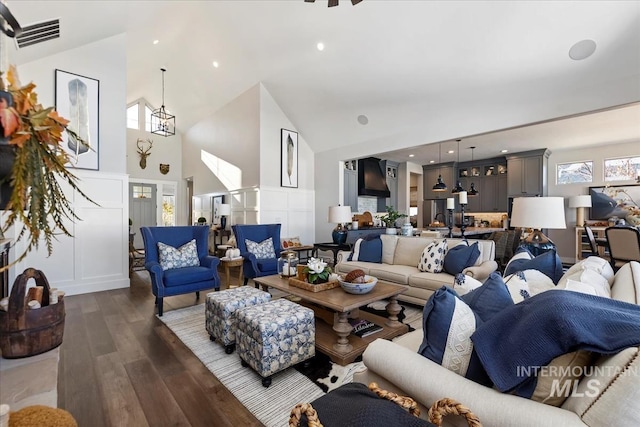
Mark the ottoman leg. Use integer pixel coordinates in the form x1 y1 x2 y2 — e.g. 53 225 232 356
262 376 272 388
241 359 249 368
224 344 235 354
209 335 215 342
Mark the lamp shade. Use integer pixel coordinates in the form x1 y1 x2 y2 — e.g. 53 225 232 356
218 203 231 216
510 197 566 230
328 206 352 224
569 195 592 208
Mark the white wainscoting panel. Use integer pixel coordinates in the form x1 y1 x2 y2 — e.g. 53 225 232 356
8 172 129 296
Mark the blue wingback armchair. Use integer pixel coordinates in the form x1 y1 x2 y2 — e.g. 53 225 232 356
141 226 220 316
232 224 282 286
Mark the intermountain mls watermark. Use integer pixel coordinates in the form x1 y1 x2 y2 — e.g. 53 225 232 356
517 365 639 397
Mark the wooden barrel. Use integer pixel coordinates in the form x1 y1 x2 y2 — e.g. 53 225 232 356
0 268 65 358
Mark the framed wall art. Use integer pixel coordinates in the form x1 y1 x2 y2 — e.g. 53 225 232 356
281 128 298 188
55 69 100 170
212 195 224 225
589 184 640 222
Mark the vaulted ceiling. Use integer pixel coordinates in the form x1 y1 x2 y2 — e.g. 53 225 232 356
7 1 640 161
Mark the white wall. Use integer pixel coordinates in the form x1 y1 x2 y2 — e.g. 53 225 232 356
547 140 640 263
182 84 260 196
6 34 129 295
259 85 315 243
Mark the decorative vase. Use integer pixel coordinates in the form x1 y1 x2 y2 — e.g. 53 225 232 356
385 227 397 235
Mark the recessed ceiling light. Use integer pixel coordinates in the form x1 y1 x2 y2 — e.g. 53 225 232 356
501 149 508 153
409 154 415 158
569 39 596 60
317 42 325 51
447 150 454 154
153 40 159 45
357 114 369 125
212 61 219 68
429 160 435 164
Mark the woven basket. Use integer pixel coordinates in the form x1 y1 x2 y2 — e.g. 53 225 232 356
0 268 65 359
288 277 339 293
289 382 482 427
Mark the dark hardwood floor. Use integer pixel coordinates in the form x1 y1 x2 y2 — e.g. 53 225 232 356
58 266 263 426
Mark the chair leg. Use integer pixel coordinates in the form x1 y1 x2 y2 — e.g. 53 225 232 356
157 298 164 316
196 291 200 300
244 277 249 287
155 296 158 306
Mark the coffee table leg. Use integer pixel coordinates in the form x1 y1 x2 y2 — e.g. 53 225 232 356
225 265 231 289
385 296 403 327
332 311 353 353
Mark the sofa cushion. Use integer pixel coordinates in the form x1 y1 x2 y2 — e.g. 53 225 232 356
460 272 514 322
245 237 276 259
335 261 373 277
164 265 216 286
349 236 383 263
369 264 418 285
557 269 611 298
417 287 492 386
443 241 480 275
569 257 615 285
158 239 200 271
531 350 595 407
610 261 640 304
505 248 563 284
380 234 399 264
394 236 433 267
418 239 448 273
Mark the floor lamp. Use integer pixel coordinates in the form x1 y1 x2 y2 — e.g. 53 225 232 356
510 197 566 256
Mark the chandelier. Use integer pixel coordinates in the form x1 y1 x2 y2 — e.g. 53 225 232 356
151 68 176 137
304 0 363 7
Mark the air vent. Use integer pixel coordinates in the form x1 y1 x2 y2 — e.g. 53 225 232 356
16 18 60 48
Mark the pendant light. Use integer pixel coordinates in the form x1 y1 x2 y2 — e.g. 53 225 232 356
452 139 465 194
151 68 176 137
468 146 479 197
432 142 447 192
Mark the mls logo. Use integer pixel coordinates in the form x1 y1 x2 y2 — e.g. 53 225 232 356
159 164 170 175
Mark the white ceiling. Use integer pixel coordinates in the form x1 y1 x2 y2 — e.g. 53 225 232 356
7 0 640 163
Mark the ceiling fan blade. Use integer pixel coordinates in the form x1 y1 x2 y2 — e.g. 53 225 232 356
328 0 339 7
351 0 363 4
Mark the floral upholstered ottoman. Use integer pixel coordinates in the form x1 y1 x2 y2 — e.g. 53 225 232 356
205 287 271 354
235 298 315 387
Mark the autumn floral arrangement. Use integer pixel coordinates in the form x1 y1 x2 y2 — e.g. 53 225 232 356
0 66 95 268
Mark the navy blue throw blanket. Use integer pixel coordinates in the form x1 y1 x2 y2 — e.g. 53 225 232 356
471 290 640 397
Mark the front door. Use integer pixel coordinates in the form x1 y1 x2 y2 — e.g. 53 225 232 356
130 183 157 248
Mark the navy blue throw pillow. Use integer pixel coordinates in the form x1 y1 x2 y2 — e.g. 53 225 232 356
348 236 382 263
443 242 481 275
461 272 514 322
504 249 563 284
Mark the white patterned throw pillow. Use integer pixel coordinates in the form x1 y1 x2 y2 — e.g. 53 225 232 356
245 237 276 259
157 239 200 271
418 239 448 273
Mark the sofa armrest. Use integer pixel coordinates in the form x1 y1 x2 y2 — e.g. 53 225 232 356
358 339 586 427
463 260 498 281
336 250 351 265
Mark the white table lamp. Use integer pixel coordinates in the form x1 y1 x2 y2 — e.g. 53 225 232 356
569 195 592 227
219 203 231 229
510 197 566 256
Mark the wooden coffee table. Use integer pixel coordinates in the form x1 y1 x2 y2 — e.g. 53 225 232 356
253 275 409 365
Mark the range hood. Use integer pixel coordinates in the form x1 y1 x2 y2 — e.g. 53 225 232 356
358 157 391 198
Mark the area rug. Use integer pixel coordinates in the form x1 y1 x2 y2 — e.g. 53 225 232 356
158 301 422 426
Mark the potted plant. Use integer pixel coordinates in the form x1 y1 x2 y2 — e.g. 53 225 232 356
379 205 408 235
1 66 96 269
303 258 332 284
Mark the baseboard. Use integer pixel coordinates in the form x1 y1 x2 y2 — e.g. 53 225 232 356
56 277 129 296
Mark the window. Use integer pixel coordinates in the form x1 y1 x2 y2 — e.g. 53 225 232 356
604 156 640 181
557 161 593 184
162 195 175 226
144 105 153 132
127 104 139 129
132 185 153 199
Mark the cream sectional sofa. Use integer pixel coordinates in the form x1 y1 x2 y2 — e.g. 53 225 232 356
335 235 497 306
354 260 640 427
